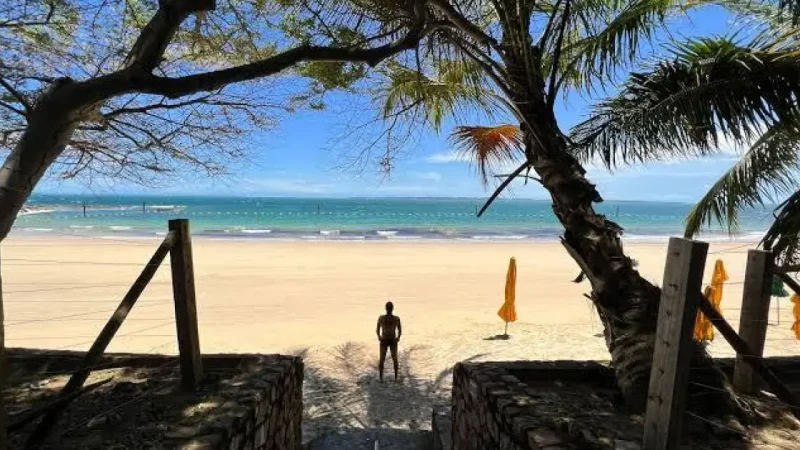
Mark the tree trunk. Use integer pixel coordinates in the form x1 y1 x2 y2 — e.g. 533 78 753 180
0 82 81 450
501 59 736 412
525 115 738 413
0 80 81 241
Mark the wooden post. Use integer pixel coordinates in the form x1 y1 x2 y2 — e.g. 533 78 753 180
169 219 203 391
643 238 708 450
27 232 175 447
0 248 8 450
733 250 773 394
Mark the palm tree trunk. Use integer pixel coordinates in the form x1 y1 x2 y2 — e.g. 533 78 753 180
525 117 739 412
500 60 736 411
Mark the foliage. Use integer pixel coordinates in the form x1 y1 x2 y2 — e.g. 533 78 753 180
0 0 416 183
450 124 523 184
571 30 800 240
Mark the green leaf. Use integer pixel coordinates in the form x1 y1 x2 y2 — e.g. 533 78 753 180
570 35 800 167
684 121 800 237
378 59 499 131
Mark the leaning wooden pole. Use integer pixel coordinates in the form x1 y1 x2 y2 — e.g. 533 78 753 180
643 238 708 450
169 219 203 391
698 296 800 416
26 232 176 448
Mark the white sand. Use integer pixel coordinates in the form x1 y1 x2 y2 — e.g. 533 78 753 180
4 236 798 437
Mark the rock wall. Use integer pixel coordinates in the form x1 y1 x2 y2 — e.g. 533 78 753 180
166 354 304 450
451 361 572 450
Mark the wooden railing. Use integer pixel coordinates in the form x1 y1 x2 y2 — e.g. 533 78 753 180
4 218 202 449
643 238 800 450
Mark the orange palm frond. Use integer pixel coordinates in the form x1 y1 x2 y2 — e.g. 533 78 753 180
450 124 523 184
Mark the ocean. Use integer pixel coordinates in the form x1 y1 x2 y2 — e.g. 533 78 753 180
16 194 773 241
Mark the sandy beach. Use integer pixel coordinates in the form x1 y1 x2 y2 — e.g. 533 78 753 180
5 236 799 438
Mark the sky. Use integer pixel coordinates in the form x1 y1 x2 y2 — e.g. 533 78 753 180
36 5 749 203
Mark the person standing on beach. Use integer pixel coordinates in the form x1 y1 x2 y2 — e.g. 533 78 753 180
376 301 402 382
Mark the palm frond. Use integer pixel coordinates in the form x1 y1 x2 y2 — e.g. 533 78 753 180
450 124 523 184
763 188 800 265
570 35 800 167
557 0 676 91
379 59 499 131
684 121 800 237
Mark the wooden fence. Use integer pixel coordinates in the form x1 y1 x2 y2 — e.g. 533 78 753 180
643 237 800 450
0 218 202 449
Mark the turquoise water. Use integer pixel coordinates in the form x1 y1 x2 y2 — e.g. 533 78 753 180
16 195 773 240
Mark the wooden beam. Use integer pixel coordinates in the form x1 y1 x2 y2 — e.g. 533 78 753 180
169 219 202 391
777 271 800 297
698 295 800 416
643 238 708 450
26 232 175 448
774 264 800 274
733 250 773 394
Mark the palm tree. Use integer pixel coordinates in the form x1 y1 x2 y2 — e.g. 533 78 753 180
378 0 800 414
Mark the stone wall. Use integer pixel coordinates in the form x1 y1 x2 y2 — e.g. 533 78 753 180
167 355 304 450
6 351 304 450
451 361 616 450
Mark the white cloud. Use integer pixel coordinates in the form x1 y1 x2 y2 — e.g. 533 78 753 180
425 151 470 163
414 171 443 182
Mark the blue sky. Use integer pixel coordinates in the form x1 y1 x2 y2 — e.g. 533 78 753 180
37 5 747 202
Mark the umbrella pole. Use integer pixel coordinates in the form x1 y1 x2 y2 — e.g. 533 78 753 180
504 321 508 337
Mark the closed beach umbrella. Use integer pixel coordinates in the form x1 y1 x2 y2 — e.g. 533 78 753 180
498 257 517 336
693 286 715 341
710 259 728 306
693 260 727 342
792 294 800 339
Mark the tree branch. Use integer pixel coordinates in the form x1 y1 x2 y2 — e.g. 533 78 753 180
477 161 530 217
0 100 25 117
124 0 217 72
429 0 501 53
124 1 429 99
0 75 31 112
0 1 56 29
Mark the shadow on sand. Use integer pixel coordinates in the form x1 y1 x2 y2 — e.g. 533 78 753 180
298 343 486 449
483 334 511 341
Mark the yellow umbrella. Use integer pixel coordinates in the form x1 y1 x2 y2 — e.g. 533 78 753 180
693 260 728 342
498 257 517 336
791 294 800 339
710 259 728 307
693 286 715 341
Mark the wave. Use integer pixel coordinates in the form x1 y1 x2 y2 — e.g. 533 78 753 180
320 229 340 236
241 229 272 234
20 208 55 216
470 234 529 240
149 205 182 211
69 225 94 230
376 230 398 237
109 226 133 231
